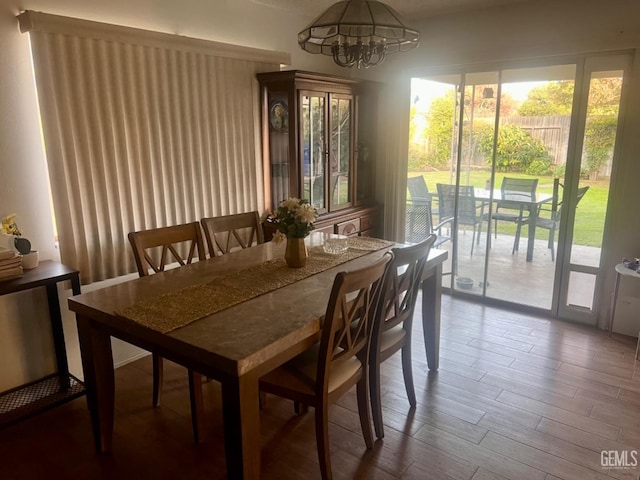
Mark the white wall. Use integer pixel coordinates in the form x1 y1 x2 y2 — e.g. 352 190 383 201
1 0 639 391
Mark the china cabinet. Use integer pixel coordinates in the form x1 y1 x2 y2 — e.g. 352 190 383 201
257 70 381 237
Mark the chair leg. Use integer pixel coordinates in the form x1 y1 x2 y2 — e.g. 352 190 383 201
470 227 476 256
512 221 522 255
356 377 374 449
369 355 384 439
401 343 416 408
315 404 332 480
152 353 163 407
294 401 309 414
188 370 205 444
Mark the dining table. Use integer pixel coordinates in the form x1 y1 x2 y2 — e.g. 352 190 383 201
68 232 447 479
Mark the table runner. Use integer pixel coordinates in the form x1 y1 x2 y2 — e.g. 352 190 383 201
115 237 394 333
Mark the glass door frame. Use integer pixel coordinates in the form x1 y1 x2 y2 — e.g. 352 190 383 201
554 52 633 323
411 51 632 323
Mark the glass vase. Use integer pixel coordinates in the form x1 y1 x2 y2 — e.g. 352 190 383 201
285 237 308 268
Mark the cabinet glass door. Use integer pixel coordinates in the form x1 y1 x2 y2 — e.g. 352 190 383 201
301 93 327 212
330 95 353 209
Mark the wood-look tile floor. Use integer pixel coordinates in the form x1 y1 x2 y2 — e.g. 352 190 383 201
1 296 639 479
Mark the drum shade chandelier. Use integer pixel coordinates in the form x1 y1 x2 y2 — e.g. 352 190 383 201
298 0 420 69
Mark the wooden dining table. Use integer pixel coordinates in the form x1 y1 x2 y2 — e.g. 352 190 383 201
68 233 447 479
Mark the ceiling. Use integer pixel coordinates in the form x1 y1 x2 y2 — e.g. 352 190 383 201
251 0 536 20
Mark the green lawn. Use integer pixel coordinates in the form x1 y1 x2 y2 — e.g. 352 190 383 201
408 170 607 247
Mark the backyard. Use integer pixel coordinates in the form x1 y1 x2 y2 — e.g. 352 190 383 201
407 170 608 247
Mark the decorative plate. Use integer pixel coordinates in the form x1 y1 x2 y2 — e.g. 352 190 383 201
270 100 288 132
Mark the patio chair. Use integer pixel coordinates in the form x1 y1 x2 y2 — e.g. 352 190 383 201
406 176 452 247
436 183 486 255
492 177 539 254
515 180 589 261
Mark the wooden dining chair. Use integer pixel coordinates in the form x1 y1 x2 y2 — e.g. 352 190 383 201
259 254 392 480
200 211 264 257
127 222 207 444
369 234 436 439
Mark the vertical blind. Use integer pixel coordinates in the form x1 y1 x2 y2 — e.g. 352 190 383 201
18 11 288 283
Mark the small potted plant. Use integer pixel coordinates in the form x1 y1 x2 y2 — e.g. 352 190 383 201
1 214 38 269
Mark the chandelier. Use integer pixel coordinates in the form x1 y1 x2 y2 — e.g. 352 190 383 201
298 0 420 69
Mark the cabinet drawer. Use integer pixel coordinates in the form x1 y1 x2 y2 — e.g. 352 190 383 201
360 215 377 232
314 224 335 235
335 219 360 236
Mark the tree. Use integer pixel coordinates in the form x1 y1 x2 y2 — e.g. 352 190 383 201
518 81 574 116
518 77 622 178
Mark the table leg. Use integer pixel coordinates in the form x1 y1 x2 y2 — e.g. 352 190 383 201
221 372 261 480
46 282 71 389
526 212 538 262
421 263 442 371
609 271 621 336
76 315 114 454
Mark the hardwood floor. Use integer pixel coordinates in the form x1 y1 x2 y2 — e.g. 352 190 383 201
1 296 639 479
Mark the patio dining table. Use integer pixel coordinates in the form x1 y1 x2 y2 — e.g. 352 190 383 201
68 232 447 479
475 188 553 262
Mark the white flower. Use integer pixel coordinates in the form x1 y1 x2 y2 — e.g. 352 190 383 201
272 231 286 244
280 198 300 212
266 198 317 239
297 204 318 224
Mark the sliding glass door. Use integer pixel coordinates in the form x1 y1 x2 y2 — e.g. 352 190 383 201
406 53 630 322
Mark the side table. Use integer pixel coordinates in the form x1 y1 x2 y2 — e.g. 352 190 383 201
0 260 84 427
609 263 640 360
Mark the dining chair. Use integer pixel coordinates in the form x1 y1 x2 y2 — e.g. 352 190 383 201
200 211 264 257
436 183 486 255
515 180 589 261
127 222 207 444
492 177 538 253
259 254 392 480
369 234 436 440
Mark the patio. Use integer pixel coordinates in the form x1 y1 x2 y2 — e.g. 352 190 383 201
406 209 602 310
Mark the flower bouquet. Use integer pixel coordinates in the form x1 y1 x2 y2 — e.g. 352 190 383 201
264 198 318 267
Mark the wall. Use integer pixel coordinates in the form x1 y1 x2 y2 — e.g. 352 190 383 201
1 0 639 391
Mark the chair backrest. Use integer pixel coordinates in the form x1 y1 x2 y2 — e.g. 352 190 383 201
407 176 430 202
316 253 392 397
436 183 478 226
500 177 538 204
539 182 590 226
201 211 264 257
373 235 436 347
128 222 205 277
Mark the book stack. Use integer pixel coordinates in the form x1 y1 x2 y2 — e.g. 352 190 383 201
0 248 23 281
